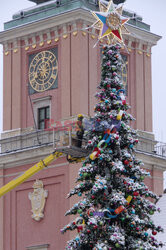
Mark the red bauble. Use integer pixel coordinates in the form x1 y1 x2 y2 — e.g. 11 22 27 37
124 160 129 165
77 226 83 232
87 229 91 233
91 195 95 199
152 231 157 235
133 191 139 196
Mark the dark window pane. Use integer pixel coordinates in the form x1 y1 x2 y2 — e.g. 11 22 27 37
39 121 45 130
39 108 45 120
46 107 50 119
38 106 50 130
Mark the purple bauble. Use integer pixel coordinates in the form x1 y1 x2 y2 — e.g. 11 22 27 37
108 50 113 54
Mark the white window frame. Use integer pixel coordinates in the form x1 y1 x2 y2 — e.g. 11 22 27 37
26 244 49 250
32 96 52 129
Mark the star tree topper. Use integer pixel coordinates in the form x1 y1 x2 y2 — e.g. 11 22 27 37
91 0 129 45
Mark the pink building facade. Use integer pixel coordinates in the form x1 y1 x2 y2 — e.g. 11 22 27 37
0 1 165 249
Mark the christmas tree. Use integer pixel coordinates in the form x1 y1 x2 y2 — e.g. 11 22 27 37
61 44 163 249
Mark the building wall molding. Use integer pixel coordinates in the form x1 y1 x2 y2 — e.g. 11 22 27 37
136 151 166 171
0 145 65 169
0 9 161 47
26 244 50 250
0 144 165 171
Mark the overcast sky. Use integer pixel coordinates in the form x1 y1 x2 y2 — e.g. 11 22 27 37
0 0 166 144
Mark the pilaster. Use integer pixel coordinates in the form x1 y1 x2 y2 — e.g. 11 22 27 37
144 45 152 132
60 25 71 117
3 43 12 131
12 39 22 129
71 22 89 115
135 41 145 131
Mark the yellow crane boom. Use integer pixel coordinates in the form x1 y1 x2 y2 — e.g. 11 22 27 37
0 116 89 198
0 151 63 198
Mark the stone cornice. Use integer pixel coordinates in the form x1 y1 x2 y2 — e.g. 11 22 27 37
125 23 162 46
0 9 93 44
0 145 65 169
0 8 161 46
0 145 166 171
136 151 166 171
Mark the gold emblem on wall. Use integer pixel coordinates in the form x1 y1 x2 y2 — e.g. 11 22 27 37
28 179 48 221
28 50 58 92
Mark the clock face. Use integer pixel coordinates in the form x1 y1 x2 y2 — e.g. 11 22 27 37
29 50 58 92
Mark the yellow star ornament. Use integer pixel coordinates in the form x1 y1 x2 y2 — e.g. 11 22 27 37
91 0 129 45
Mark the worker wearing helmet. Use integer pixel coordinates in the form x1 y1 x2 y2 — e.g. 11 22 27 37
76 114 84 147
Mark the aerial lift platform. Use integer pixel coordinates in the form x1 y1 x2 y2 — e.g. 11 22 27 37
0 125 90 198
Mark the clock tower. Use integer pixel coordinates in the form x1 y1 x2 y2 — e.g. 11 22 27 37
0 1 165 250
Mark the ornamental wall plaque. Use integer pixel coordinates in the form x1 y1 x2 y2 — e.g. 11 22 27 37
28 179 48 221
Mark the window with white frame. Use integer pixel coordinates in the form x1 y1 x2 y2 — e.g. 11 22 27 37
32 96 51 130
